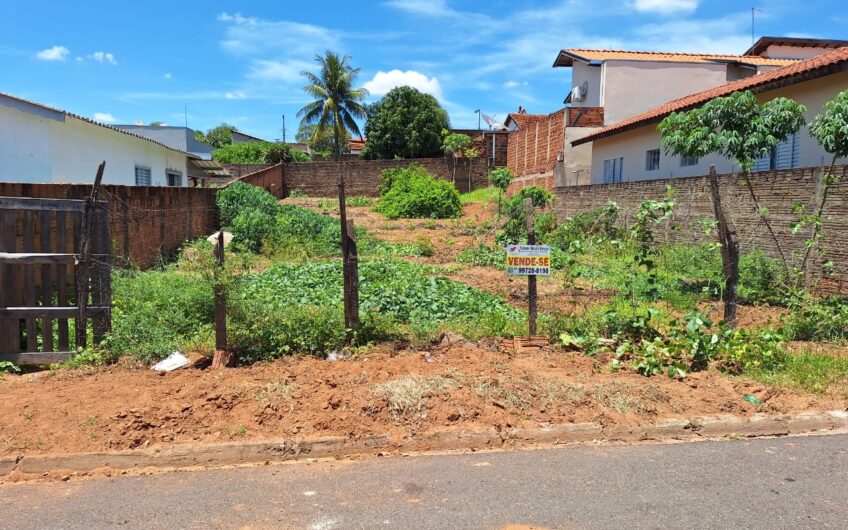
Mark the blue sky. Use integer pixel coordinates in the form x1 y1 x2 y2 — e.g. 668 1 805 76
1 0 844 140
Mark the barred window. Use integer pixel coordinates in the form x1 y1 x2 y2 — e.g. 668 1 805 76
645 149 660 171
134 166 151 186
681 155 699 167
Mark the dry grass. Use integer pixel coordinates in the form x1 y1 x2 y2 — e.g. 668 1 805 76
372 374 456 420
256 380 298 411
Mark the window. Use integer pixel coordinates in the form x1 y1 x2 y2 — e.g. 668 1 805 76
602 157 623 184
754 133 800 171
134 166 151 186
681 155 699 167
166 171 182 187
645 149 660 171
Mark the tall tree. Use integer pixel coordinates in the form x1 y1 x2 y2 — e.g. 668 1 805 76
362 86 449 160
297 52 368 161
297 52 368 334
194 123 238 149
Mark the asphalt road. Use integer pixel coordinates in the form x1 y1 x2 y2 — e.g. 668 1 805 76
1 434 847 529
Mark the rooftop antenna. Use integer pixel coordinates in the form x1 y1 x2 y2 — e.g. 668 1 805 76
751 7 763 46
282 114 286 143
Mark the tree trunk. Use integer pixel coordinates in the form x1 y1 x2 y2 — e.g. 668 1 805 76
708 166 739 328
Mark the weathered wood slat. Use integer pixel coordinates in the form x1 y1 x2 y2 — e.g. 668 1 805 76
0 196 87 212
0 253 108 264
40 209 54 352
56 210 70 350
0 306 110 318
2 210 19 353
0 351 71 365
23 210 37 352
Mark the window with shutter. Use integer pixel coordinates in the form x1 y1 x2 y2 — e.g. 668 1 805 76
645 149 660 171
602 157 623 184
134 166 152 186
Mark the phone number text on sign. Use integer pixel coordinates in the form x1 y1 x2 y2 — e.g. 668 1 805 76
505 245 551 276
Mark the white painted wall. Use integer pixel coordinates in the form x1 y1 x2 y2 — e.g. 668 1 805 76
588 71 848 184
0 104 188 186
570 62 603 108
600 60 730 124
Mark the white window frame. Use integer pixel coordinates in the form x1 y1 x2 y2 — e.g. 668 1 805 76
645 149 660 171
134 165 152 186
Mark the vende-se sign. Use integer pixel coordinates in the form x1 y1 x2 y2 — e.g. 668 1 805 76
506 245 551 276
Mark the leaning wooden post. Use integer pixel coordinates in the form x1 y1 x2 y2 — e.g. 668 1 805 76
708 165 739 328
211 229 233 368
76 161 105 350
344 219 360 334
525 197 538 336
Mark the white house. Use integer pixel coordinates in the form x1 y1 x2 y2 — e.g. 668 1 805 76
0 91 204 186
572 45 848 184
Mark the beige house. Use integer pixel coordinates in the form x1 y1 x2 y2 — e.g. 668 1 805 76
572 45 848 184
506 37 842 189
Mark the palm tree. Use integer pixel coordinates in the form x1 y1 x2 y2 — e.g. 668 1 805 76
297 52 368 162
297 52 368 333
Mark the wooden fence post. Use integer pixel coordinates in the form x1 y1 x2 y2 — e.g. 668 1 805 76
76 161 105 349
212 229 233 369
708 165 739 328
345 219 360 333
525 197 538 336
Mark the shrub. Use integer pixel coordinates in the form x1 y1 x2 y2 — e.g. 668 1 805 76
499 186 555 243
739 251 786 304
217 181 282 226
231 209 277 252
784 296 848 342
106 270 214 362
413 234 436 257
544 202 621 251
375 165 462 219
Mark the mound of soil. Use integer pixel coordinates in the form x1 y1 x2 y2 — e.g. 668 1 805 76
0 343 839 457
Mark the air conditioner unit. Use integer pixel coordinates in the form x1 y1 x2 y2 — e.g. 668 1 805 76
571 81 588 102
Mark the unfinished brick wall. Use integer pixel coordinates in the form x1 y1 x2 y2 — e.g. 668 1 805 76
0 183 218 269
452 130 509 167
222 164 275 179
236 164 286 198
554 165 848 295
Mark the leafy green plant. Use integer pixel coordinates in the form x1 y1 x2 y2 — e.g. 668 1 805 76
361 86 449 160
213 141 309 164
413 234 436 257
499 186 555 244
217 181 283 227
0 361 20 374
375 165 462 219
346 195 374 207
784 296 848 342
627 191 675 301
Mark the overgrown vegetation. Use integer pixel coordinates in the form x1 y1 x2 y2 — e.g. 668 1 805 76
375 164 462 219
213 142 310 164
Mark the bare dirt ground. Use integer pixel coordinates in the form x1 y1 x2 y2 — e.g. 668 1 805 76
1 341 839 457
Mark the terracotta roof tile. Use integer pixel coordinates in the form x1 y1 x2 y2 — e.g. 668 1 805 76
572 46 848 146
554 49 797 67
506 113 547 129
348 138 366 150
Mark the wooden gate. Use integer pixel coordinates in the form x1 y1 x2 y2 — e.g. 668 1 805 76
0 196 111 365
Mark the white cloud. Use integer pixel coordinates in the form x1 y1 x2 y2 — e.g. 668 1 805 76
632 0 698 15
246 59 314 82
504 80 528 89
89 51 117 65
363 70 443 98
35 45 69 61
93 112 116 123
225 90 247 100
383 0 455 17
217 11 337 57
163 72 172 79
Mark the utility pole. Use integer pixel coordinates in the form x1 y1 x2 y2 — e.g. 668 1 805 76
282 114 286 143
475 109 481 131
751 7 763 45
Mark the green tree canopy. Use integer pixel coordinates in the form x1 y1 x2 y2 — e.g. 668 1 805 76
810 89 848 160
213 142 310 164
195 123 238 149
297 52 368 161
296 122 350 158
658 90 806 171
362 86 450 160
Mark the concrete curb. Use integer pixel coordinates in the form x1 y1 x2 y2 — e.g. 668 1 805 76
3 411 845 480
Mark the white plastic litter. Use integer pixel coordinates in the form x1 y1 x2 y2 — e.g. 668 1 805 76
151 352 189 372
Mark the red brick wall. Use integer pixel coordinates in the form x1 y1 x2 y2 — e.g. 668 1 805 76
281 157 490 197
0 183 218 269
235 164 286 198
554 165 848 295
452 130 509 167
506 109 566 180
